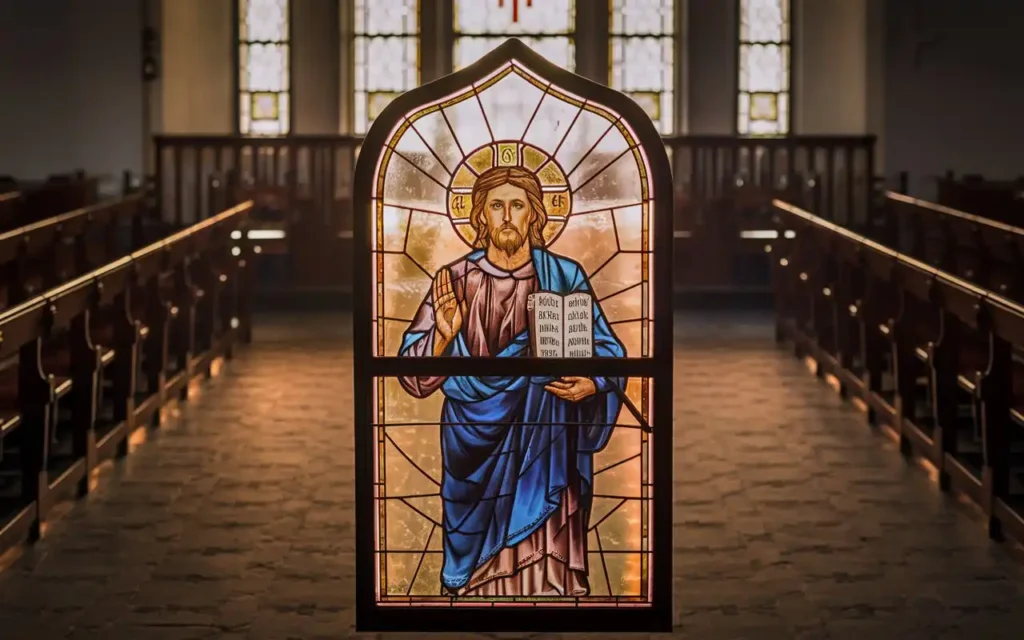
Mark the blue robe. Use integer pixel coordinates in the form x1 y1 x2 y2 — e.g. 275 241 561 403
398 248 626 590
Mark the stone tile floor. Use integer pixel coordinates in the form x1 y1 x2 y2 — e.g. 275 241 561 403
1 312 1023 639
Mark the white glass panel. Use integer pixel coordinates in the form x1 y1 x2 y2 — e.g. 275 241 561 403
609 0 674 134
455 36 574 71
454 0 573 35
476 69 547 141
241 0 287 41
453 0 575 71
441 95 493 156
522 92 583 151
610 0 672 35
410 110 462 174
737 0 790 135
354 0 419 135
238 0 290 136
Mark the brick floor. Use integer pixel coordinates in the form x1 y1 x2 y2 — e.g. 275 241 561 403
1 312 1023 639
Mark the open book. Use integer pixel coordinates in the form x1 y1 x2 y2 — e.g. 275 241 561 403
527 291 594 358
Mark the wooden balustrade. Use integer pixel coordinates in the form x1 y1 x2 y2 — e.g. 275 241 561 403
154 134 875 299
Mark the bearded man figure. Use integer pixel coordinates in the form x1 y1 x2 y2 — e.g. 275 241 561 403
398 165 626 597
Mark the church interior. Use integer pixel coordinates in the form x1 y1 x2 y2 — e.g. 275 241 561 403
1 0 1024 637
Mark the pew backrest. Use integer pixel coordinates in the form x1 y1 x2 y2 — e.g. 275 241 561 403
882 192 1024 298
0 201 253 363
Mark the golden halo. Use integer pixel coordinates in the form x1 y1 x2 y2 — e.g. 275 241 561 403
446 140 572 247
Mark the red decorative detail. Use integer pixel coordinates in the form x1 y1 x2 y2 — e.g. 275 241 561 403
498 0 533 22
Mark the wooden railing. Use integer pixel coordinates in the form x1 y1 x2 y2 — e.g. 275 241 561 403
154 134 875 296
771 199 1024 545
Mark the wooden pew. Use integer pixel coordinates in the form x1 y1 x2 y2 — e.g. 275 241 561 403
878 192 1024 302
0 172 101 230
0 194 149 308
936 173 1024 226
0 201 253 552
0 192 18 227
772 199 1024 546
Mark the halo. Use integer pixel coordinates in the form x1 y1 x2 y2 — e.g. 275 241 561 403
445 140 572 247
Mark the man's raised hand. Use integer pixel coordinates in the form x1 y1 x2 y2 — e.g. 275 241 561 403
432 267 463 345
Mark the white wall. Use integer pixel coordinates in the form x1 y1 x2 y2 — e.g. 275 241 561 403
795 0 869 135
160 0 234 134
0 0 144 183
686 0 736 135
292 0 340 134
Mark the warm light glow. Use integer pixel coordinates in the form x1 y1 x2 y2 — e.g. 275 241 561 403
740 229 778 239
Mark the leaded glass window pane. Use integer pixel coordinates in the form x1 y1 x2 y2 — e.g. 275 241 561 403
453 0 576 71
354 0 420 134
609 0 674 134
738 0 790 136
238 0 290 136
367 59 657 606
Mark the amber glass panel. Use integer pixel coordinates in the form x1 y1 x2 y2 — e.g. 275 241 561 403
373 376 653 604
371 63 654 359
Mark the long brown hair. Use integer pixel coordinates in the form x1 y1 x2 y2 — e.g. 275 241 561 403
469 166 548 249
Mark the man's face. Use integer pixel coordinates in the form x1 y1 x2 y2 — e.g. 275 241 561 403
483 183 532 256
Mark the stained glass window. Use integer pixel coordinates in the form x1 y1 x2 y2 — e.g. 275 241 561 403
609 0 675 134
453 0 576 71
738 0 790 136
358 47 667 620
354 0 420 134
372 376 653 601
238 0 290 136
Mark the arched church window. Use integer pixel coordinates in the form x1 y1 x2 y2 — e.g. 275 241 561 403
738 0 791 135
353 39 672 633
354 0 420 134
453 0 576 71
609 0 676 134
237 0 290 135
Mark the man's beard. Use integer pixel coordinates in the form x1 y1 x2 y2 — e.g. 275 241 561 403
490 224 526 256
